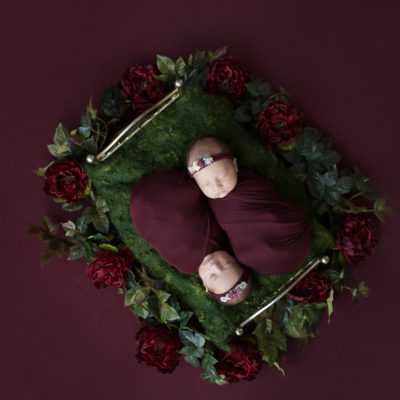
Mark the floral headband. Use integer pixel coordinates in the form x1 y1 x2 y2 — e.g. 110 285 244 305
209 269 251 304
187 152 234 176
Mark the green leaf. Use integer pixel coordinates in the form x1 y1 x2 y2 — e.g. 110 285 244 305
358 281 370 298
67 244 85 261
100 86 128 118
156 290 171 303
211 45 227 60
34 161 55 176
179 329 206 348
274 361 285 376
98 243 119 253
79 112 92 138
54 123 69 146
182 354 201 368
174 57 186 77
352 288 360 307
135 303 150 319
253 317 287 365
43 216 59 236
61 220 76 236
156 55 175 75
179 311 193 327
62 199 84 212
326 287 334 323
285 303 321 339
306 169 325 200
180 344 204 359
160 303 180 322
200 353 225 385
95 197 109 213
125 270 141 291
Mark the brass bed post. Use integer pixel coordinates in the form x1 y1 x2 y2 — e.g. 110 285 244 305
86 80 184 164
235 255 330 336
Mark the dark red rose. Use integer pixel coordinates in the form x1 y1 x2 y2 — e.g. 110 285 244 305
335 215 378 265
86 248 131 289
135 325 182 374
120 65 167 114
287 271 331 304
216 339 262 383
206 57 250 101
43 159 88 202
256 98 303 146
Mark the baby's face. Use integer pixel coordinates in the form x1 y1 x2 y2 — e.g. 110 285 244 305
198 250 243 294
192 158 238 199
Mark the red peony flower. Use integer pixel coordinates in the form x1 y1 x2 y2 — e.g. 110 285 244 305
216 339 262 383
120 65 167 114
135 325 182 374
335 215 378 265
256 98 303 146
206 57 250 101
287 271 331 304
43 159 88 202
86 248 131 289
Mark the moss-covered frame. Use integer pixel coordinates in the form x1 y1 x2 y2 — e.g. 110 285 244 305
85 85 331 348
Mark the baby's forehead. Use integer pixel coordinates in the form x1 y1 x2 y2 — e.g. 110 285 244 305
189 139 225 161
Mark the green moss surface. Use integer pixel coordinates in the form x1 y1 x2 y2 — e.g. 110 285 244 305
85 85 331 348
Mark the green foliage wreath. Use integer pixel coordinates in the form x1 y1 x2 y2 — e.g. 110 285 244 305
30 47 392 384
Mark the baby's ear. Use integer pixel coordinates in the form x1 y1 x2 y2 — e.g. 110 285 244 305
233 158 238 172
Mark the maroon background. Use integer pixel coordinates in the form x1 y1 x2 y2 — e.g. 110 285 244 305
2 1 399 399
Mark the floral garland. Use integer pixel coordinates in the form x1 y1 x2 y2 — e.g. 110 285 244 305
29 46 392 384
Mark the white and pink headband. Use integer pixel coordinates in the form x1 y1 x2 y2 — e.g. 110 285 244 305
187 152 234 176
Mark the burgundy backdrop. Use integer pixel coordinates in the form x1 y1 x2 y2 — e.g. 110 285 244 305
2 1 399 399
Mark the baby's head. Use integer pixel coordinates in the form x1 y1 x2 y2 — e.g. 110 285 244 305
198 250 252 306
186 136 238 199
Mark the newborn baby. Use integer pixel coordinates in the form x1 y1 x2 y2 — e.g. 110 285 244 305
130 169 252 305
187 136 312 274
186 136 238 199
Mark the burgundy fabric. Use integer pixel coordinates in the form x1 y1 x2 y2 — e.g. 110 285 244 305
209 169 312 275
130 169 229 273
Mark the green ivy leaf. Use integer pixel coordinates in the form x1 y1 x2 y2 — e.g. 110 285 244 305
200 353 225 385
253 317 287 365
156 55 175 75
179 311 193 328
174 57 186 77
156 290 171 303
100 86 129 118
160 303 180 322
62 199 84 212
79 112 92 138
125 270 141 291
285 303 321 339
179 329 206 348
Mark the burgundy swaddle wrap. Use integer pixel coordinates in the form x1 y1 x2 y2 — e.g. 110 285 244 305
130 169 229 273
208 169 312 275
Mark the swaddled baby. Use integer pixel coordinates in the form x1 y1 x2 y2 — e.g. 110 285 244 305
187 136 312 275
